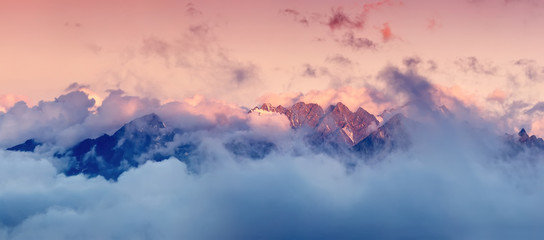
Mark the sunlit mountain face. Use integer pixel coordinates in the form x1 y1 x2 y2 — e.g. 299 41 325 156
2 0 544 239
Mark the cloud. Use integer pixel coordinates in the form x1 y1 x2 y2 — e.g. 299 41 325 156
0 88 251 149
302 64 318 77
231 65 258 85
0 94 27 113
65 83 91 92
487 89 509 103
141 37 171 62
2 105 544 239
188 24 210 36
456 57 498 75
378 65 438 113
326 54 353 66
514 59 544 82
3 61 544 238
338 32 377 50
525 102 544 115
185 2 202 16
0 91 95 147
427 17 440 30
281 0 401 32
279 8 309 26
403 56 422 69
380 22 393 41
362 0 402 12
326 7 365 31
108 22 263 104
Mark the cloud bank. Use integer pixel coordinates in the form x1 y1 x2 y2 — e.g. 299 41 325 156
1 62 544 239
2 112 544 239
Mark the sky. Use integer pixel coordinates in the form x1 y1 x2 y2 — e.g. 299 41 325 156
2 1 544 239
1 0 544 135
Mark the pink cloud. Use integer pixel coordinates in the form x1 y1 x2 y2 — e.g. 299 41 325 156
380 22 393 42
327 7 365 31
486 89 508 103
362 0 402 12
531 118 544 137
0 94 28 112
427 17 439 30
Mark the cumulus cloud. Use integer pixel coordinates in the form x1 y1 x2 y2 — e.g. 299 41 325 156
0 89 249 148
0 94 27 113
0 91 95 147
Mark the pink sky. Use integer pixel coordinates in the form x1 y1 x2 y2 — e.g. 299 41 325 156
1 0 544 133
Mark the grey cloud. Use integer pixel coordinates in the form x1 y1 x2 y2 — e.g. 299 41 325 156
185 2 202 16
338 32 377 50
427 60 438 71
455 56 498 75
141 37 171 61
65 82 90 92
279 7 366 30
525 102 544 115
279 8 309 26
403 57 438 72
514 59 544 82
2 110 544 239
0 91 95 147
379 65 438 113
402 56 422 69
303 64 317 77
326 8 365 31
188 24 210 36
231 65 258 85
3 64 544 239
326 54 353 66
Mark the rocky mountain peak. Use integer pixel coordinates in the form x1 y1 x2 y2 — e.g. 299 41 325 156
113 113 166 138
251 101 380 146
518 128 529 142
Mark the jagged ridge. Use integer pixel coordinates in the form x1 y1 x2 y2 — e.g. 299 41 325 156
251 102 379 146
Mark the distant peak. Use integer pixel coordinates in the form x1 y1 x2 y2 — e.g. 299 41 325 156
335 102 348 108
133 113 165 128
325 102 350 114
113 113 166 138
260 103 274 111
518 128 530 142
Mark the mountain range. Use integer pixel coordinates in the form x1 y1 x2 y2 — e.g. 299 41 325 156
7 102 544 180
